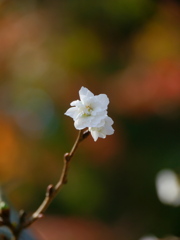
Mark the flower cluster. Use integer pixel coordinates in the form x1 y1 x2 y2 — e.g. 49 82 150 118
65 87 114 141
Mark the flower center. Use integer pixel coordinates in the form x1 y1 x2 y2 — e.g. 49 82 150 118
82 105 93 117
86 105 93 112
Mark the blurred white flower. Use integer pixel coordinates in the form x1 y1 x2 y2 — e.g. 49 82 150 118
65 86 114 141
156 169 180 206
139 235 158 240
89 116 114 141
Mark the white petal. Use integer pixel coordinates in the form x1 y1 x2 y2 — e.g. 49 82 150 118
64 107 79 119
95 94 109 110
79 87 94 103
74 116 92 130
90 129 99 141
88 113 107 127
98 131 106 138
89 127 107 141
81 95 93 107
105 116 114 125
104 125 114 135
70 100 82 107
103 116 114 135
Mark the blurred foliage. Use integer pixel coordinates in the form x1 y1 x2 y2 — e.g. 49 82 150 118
0 0 180 239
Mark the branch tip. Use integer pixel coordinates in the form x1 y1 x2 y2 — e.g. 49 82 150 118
82 130 90 140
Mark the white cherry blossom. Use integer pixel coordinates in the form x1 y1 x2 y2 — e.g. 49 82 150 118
65 87 109 130
65 86 114 141
88 116 114 141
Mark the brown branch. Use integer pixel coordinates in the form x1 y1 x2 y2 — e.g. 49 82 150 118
0 129 90 240
22 129 88 228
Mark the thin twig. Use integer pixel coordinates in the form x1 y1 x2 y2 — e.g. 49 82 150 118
0 129 89 239
22 130 85 228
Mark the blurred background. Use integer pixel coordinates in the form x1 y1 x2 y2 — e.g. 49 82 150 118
0 0 180 239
